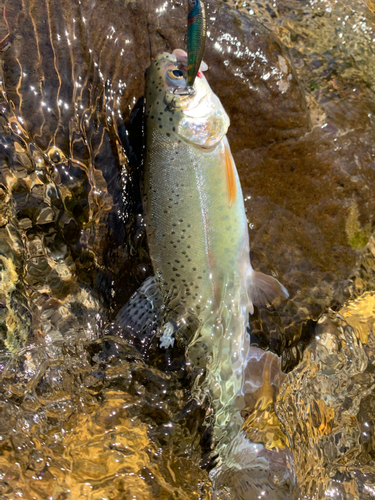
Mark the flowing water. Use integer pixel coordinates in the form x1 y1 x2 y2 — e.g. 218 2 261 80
0 0 374 498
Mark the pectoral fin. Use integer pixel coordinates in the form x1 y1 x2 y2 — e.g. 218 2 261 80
246 269 289 309
224 142 237 207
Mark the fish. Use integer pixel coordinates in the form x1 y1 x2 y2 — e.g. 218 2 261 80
121 48 288 449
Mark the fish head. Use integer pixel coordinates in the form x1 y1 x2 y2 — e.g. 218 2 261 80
145 49 230 151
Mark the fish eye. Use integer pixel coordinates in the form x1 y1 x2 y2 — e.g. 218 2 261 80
166 67 187 87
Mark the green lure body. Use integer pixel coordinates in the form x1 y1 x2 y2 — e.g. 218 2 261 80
187 0 207 87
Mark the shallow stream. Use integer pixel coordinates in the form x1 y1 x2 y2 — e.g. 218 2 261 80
0 0 375 498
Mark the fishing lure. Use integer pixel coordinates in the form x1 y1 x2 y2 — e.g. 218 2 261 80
187 0 207 87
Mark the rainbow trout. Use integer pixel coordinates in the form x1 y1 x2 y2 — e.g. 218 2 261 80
141 49 288 446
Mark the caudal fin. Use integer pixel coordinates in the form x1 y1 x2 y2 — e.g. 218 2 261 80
247 270 289 308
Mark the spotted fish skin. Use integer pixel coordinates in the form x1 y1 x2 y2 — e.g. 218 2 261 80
143 51 288 447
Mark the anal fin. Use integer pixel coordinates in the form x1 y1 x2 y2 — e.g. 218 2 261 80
247 270 289 309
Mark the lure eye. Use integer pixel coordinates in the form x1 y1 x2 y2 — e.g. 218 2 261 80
166 67 187 87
